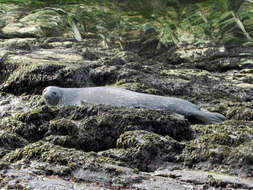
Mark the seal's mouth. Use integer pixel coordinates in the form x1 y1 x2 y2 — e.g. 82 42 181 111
43 94 50 101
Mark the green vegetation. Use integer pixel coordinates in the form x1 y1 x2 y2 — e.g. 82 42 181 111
0 0 82 7
1 0 253 46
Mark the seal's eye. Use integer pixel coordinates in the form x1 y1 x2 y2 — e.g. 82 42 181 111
52 92 57 95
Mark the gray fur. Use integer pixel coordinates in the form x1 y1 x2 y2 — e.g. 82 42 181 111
42 86 226 124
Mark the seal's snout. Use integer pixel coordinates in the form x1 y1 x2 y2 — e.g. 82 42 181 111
42 89 51 104
43 93 50 100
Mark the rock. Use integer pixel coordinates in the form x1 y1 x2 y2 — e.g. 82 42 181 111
155 169 253 189
8 104 190 152
0 52 90 95
2 9 65 38
113 130 184 171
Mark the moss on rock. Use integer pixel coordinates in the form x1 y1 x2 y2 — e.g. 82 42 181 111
99 130 184 171
0 132 28 150
2 103 191 154
0 60 90 95
180 120 253 174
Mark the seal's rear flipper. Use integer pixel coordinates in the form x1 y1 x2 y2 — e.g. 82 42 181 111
198 111 226 124
186 111 226 124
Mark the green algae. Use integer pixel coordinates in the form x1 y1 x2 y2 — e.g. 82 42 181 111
1 102 190 156
180 119 253 173
160 69 219 80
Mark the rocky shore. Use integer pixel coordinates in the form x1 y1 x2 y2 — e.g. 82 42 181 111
0 2 253 189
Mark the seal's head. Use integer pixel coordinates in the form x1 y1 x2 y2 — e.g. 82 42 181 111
42 86 62 106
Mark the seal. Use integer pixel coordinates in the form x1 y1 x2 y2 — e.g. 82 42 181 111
42 86 226 124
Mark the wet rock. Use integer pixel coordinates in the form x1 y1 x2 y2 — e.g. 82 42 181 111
155 169 253 189
180 120 253 175
0 131 28 151
108 130 184 171
0 53 90 95
89 65 119 86
227 140 253 177
0 92 38 121
3 167 108 190
0 141 189 189
225 102 253 121
7 104 191 152
0 38 38 50
81 47 102 61
174 44 253 72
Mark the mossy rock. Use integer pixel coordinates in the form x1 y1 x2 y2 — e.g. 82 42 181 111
0 131 28 149
226 105 253 121
45 118 78 136
229 140 253 166
7 119 46 143
102 130 185 171
180 120 253 173
1 60 90 95
2 140 93 167
16 105 56 125
226 140 253 176
5 104 191 152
